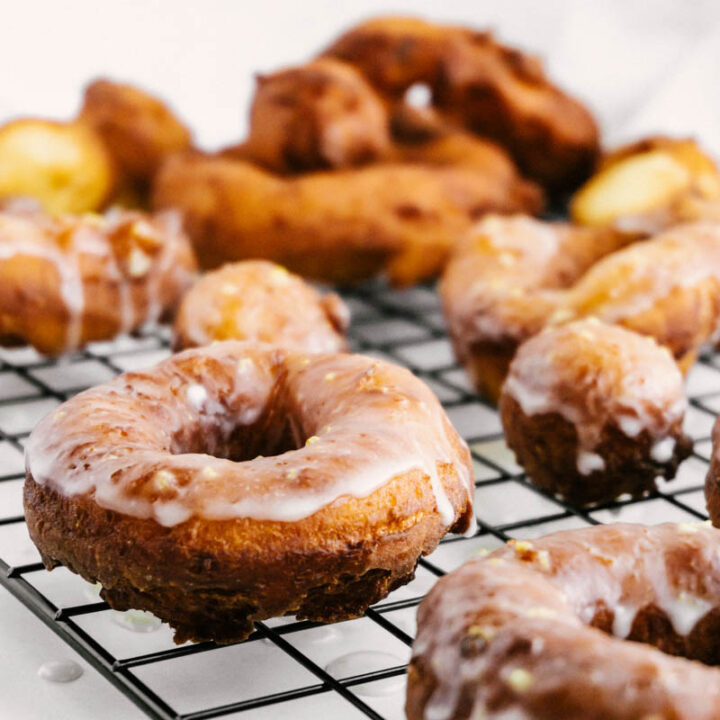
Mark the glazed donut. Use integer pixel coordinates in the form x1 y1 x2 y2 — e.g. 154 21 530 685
500 320 692 505
172 260 349 353
443 216 720 403
79 78 193 198
323 16 600 193
242 58 391 173
24 342 474 644
571 137 720 234
407 522 720 720
0 204 196 356
440 215 638 402
152 152 540 286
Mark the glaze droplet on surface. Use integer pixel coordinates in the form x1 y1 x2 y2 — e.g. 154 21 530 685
325 650 405 696
110 609 162 633
37 659 83 683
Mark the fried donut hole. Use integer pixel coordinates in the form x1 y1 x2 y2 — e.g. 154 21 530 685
500 320 692 506
172 260 350 353
571 137 720 233
79 78 192 191
244 58 391 173
0 119 113 214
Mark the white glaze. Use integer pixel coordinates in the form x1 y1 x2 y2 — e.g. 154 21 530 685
0 208 193 353
411 523 720 720
576 451 605 476
504 320 685 458
37 659 83 683
26 345 474 530
651 437 676 463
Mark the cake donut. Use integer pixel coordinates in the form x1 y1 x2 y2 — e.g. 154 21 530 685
0 204 196 356
501 320 692 505
407 522 720 720
444 217 720 504
172 260 349 353
440 215 637 402
152 152 540 286
323 16 600 193
24 342 474 643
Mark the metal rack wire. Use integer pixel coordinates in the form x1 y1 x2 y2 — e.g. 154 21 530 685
0 280 717 719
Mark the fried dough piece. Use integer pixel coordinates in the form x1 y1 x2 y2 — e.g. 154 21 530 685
173 260 349 353
79 78 192 197
324 16 600 193
152 153 539 286
0 206 196 355
243 58 391 173
0 119 113 214
501 320 691 505
571 137 720 233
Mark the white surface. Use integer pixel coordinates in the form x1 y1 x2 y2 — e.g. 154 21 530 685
0 586 144 720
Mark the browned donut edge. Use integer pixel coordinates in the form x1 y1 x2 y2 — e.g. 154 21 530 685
25 462 471 644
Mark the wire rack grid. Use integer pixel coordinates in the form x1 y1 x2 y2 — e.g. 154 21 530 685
0 280 718 720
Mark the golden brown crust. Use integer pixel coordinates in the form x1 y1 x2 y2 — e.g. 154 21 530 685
243 58 392 173
152 152 539 286
0 118 114 214
79 78 192 190
500 321 692 505
172 260 349 352
571 136 720 233
24 343 473 644
323 16 600 193
0 205 196 355
408 523 720 720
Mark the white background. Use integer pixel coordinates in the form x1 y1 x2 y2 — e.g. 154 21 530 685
1 1 720 718
1 0 719 153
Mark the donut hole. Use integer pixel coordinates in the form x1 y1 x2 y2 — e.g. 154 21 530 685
167 377 309 463
170 410 304 463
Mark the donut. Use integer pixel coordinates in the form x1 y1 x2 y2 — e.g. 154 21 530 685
172 260 349 353
571 137 720 234
0 204 196 355
152 152 540 286
242 58 392 173
24 342 474 644
0 118 114 214
323 16 600 193
407 522 720 720
500 320 692 505
443 217 720 403
440 215 637 402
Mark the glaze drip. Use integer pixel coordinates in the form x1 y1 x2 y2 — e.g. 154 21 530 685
26 343 473 529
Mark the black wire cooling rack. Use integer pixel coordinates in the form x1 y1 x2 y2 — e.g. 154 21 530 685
0 280 718 719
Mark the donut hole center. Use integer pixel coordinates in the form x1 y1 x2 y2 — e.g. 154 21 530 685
171 390 307 462
591 602 720 666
